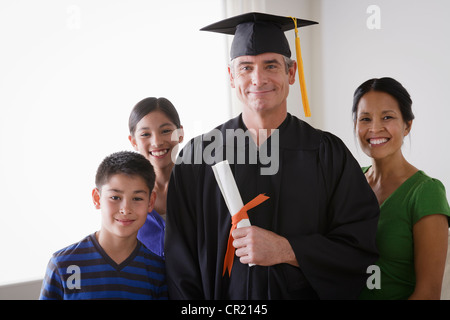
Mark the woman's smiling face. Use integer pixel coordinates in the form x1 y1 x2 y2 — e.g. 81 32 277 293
129 110 183 170
356 90 412 161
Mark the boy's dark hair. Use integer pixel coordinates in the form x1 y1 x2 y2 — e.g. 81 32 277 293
95 151 155 192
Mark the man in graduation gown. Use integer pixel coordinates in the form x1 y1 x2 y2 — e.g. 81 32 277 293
165 12 380 300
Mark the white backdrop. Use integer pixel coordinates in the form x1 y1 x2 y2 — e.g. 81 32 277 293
1 0 449 285
0 0 229 285
311 0 450 194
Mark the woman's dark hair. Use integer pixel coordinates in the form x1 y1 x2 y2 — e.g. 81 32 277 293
128 97 181 136
352 77 415 124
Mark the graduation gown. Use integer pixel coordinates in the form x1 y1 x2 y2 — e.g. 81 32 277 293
165 113 379 300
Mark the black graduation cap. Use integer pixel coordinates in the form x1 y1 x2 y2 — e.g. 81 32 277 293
201 12 318 117
200 12 317 59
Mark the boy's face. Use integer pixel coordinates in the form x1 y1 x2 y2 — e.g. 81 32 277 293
92 173 155 240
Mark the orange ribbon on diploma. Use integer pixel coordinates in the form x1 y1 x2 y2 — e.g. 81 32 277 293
222 193 269 276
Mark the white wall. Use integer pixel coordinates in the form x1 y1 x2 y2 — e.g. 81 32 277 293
311 0 450 198
0 0 229 286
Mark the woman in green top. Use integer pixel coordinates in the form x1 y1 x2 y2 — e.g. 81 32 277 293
353 77 450 300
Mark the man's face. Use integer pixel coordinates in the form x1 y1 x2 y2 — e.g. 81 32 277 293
229 52 296 115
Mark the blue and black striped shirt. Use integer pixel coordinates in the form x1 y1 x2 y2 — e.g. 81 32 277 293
39 233 167 300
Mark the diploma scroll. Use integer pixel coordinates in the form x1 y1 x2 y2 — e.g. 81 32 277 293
212 160 254 267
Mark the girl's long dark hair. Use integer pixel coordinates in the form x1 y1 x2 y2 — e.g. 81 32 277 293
129 97 181 136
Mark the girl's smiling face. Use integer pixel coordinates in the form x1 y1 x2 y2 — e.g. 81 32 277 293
129 110 183 171
356 90 412 161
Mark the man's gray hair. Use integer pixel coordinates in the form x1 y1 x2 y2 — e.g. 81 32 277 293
229 56 295 76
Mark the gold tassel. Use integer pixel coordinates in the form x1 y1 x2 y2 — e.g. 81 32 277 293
290 17 311 117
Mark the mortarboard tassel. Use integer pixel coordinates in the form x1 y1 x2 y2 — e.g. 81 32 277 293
290 17 311 117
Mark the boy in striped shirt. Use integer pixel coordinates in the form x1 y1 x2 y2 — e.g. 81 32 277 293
40 151 167 300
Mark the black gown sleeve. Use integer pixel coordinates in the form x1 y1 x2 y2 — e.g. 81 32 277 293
165 143 205 299
289 133 380 299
